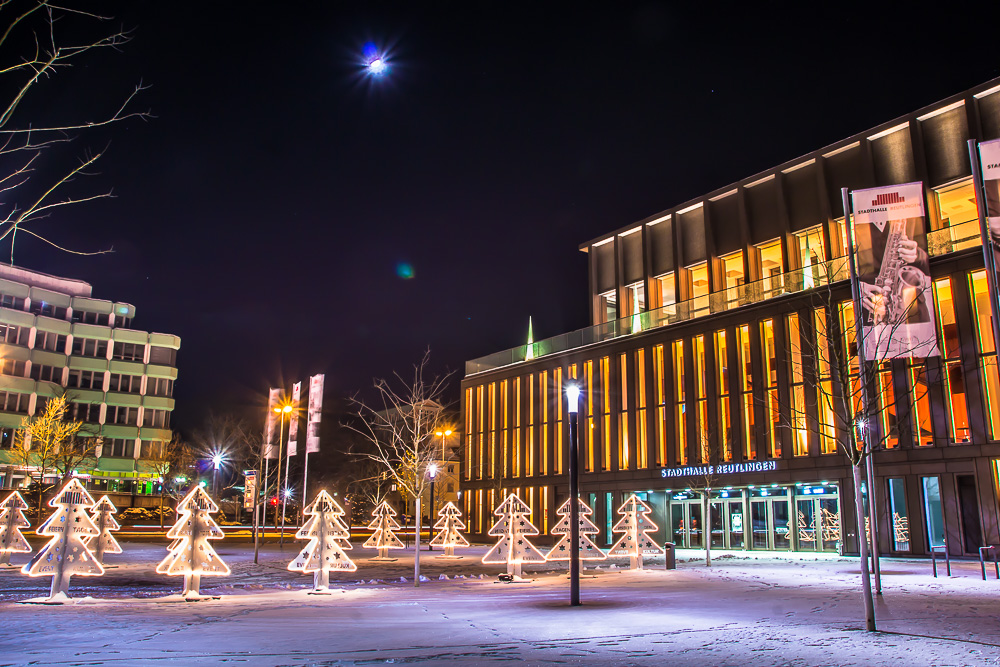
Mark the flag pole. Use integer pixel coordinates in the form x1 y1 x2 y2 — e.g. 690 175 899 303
841 187 882 597
968 140 1000 368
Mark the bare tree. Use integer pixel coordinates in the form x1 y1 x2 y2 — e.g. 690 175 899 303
144 431 196 528
344 458 395 525
690 427 724 567
8 394 88 517
346 350 451 587
0 1 149 261
773 252 935 633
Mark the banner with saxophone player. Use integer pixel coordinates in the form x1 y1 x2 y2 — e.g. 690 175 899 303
976 139 1000 310
850 182 940 360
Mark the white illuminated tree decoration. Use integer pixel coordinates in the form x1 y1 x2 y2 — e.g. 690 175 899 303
363 500 405 560
482 493 546 578
430 501 469 558
609 494 663 570
289 490 356 591
21 478 103 599
0 491 31 566
546 497 607 562
84 495 122 565
156 485 230 598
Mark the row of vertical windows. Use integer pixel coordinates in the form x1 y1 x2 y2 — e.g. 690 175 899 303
466 269 1000 480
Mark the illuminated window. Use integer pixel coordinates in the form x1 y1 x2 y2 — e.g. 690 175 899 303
488 382 496 479
477 385 485 480
761 319 781 458
793 226 826 289
554 368 564 474
598 290 617 324
513 378 521 477
623 282 646 318
874 362 898 449
687 262 710 319
970 270 999 440
720 252 745 290
600 357 611 471
909 361 934 446
527 373 535 476
693 335 709 463
714 330 732 461
839 302 863 418
539 370 548 476
619 353 630 471
584 360 595 472
933 278 970 442
500 380 509 477
672 340 687 465
653 344 668 466
756 239 784 298
464 388 473 480
635 348 648 469
737 324 756 460
813 308 837 454
654 272 676 315
786 314 808 457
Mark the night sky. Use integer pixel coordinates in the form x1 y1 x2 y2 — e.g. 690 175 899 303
9 2 1000 431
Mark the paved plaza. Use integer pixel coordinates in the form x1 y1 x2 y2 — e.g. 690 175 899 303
1 542 998 666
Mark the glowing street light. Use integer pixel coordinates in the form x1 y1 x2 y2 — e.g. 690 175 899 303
566 383 582 606
368 58 386 75
427 463 439 551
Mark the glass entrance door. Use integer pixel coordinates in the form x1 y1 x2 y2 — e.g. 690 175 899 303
668 498 703 548
748 487 791 550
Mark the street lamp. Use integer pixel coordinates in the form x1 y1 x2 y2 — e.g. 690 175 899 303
274 402 293 545
211 452 225 498
566 383 581 607
427 463 438 551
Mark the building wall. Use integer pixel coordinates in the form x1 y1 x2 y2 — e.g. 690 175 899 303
0 265 180 499
461 79 1000 558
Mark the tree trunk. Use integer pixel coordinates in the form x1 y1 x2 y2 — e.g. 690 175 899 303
703 491 712 567
414 496 422 587
852 463 877 631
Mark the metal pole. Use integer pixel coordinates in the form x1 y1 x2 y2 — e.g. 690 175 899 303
280 443 291 545
301 450 309 520
428 476 435 551
274 413 286 537
865 449 882 592
967 140 1000 367
569 399 580 606
842 187 882 594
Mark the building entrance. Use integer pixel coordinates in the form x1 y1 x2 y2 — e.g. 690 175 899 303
665 483 840 553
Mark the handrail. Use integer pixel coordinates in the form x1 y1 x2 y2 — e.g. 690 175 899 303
466 257 851 376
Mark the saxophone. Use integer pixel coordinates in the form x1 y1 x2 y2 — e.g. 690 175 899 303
869 219 928 325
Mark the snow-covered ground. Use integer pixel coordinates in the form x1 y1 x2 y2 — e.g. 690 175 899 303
1 541 998 666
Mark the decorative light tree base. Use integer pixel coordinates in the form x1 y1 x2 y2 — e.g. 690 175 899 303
18 591 74 605
434 546 464 560
370 547 399 562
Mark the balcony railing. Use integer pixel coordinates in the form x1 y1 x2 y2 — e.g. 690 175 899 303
466 257 851 375
927 219 981 257
466 220 985 377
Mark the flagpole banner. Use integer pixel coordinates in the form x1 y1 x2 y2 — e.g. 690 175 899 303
264 387 280 459
243 471 257 510
306 374 325 453
978 139 1000 300
850 181 939 360
287 381 301 457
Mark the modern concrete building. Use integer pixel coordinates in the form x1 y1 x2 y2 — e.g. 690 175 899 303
0 265 179 505
461 78 1000 558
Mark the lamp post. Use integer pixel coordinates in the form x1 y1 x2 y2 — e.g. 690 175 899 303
211 453 224 498
566 384 581 607
273 403 293 543
427 463 438 551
